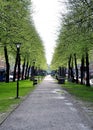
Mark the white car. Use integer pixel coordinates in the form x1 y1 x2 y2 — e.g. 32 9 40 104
90 78 93 86
9 74 13 81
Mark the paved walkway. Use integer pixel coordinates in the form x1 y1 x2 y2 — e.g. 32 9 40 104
0 75 93 130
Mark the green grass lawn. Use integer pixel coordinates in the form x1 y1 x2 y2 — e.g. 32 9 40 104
0 80 35 112
62 81 93 102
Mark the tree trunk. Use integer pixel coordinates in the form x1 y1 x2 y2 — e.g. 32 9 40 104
25 61 28 80
74 53 78 83
59 66 62 76
4 45 10 83
71 56 74 82
68 54 72 80
27 65 30 79
81 55 84 84
86 51 90 86
21 58 26 80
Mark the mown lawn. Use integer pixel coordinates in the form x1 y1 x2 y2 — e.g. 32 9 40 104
0 80 35 112
62 81 93 102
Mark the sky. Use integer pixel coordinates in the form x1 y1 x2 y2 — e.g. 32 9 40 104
31 0 67 64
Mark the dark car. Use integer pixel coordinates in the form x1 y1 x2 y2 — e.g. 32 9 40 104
0 69 6 82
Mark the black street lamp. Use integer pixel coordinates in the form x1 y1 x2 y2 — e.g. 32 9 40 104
16 43 21 99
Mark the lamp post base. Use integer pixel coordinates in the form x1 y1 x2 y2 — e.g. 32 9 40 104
15 97 20 99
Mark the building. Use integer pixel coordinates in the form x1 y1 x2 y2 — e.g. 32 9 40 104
0 58 6 69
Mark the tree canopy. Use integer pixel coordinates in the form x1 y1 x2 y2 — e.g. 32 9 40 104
51 0 93 70
0 0 47 70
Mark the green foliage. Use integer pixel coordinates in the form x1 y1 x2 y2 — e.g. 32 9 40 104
51 0 93 69
0 0 47 70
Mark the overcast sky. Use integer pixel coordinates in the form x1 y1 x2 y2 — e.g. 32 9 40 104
31 0 67 64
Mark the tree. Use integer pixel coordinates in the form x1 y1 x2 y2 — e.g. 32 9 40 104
0 0 47 82
51 0 93 86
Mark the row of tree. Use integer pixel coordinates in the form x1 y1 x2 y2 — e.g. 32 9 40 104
0 0 47 82
51 0 93 86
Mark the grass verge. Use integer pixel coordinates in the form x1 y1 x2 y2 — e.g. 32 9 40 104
0 80 35 112
62 81 93 102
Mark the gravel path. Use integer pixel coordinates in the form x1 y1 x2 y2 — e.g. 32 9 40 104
0 75 93 130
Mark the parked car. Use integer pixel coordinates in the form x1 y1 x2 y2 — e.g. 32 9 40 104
82 70 93 86
0 69 6 82
9 71 22 81
9 72 14 81
89 70 93 86
90 78 93 86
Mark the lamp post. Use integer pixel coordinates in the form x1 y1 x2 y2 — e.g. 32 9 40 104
16 43 21 99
